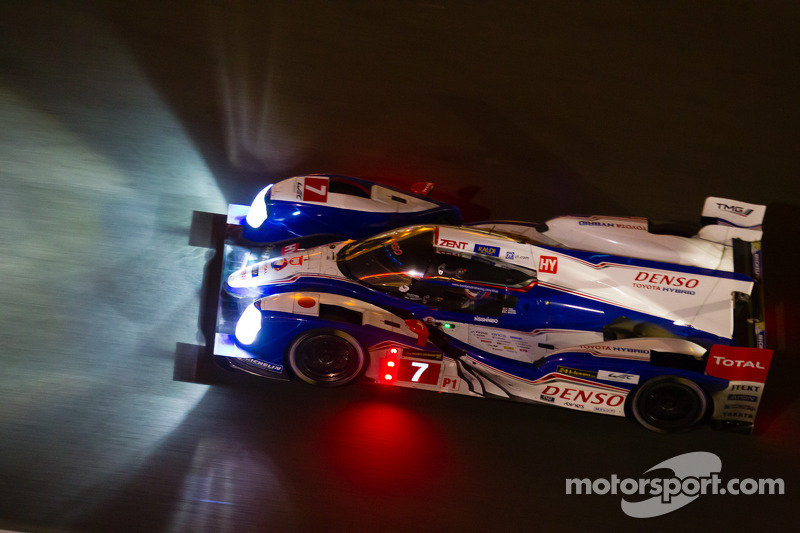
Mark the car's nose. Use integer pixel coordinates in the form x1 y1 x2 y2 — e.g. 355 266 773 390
227 252 310 289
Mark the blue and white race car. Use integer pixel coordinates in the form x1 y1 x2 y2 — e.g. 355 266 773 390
204 176 772 433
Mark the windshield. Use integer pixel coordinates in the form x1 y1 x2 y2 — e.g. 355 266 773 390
338 226 434 290
338 226 536 314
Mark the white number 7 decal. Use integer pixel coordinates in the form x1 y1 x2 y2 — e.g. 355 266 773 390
305 184 327 196
410 362 429 382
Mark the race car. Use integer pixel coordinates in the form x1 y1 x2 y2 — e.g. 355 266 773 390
200 177 771 433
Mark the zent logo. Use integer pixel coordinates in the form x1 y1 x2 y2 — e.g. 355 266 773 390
302 177 329 202
539 256 558 274
438 239 468 250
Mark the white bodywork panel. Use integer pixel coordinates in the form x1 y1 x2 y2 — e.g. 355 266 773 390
434 225 753 339
226 242 348 290
270 175 440 213
256 291 422 342
470 197 766 272
543 216 729 270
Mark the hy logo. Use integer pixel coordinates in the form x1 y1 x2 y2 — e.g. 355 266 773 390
539 256 558 274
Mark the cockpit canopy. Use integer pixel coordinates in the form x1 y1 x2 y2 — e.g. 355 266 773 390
337 226 536 315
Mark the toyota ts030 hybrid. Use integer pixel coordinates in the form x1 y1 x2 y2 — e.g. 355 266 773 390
195 174 772 433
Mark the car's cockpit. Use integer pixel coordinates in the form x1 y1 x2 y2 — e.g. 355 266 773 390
337 226 536 315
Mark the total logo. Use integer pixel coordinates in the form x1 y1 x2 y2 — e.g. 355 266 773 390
712 356 766 370
705 346 772 383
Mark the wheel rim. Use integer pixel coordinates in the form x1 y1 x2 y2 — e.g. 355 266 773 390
634 379 707 432
644 386 695 423
293 334 361 384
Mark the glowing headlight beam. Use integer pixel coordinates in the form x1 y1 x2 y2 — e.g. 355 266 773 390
245 184 272 228
235 303 263 345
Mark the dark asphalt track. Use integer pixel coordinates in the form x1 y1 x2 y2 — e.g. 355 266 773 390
1 1 798 531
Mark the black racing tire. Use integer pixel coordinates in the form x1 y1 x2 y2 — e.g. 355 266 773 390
630 376 709 433
287 328 366 387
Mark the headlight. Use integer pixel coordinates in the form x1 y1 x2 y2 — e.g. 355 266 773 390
235 303 263 345
245 185 272 229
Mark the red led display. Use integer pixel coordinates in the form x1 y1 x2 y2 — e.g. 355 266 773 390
396 359 441 385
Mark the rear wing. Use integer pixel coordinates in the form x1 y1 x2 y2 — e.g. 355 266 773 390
700 197 768 351
698 197 765 247
703 197 771 433
702 197 766 230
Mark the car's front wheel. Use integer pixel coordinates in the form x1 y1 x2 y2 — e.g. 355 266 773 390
630 376 709 432
287 329 366 387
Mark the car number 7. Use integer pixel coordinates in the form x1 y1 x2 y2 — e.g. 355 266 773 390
410 361 429 382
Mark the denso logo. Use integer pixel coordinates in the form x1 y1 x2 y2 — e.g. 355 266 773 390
540 385 625 407
438 238 468 250
634 272 699 288
716 203 754 217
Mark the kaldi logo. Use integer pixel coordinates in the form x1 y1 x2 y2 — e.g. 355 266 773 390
706 345 772 383
539 256 558 274
540 385 625 407
438 238 468 250
474 244 500 257
302 177 329 202
634 271 699 288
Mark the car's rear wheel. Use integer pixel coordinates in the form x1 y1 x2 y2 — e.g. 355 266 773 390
630 376 709 432
287 329 365 387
